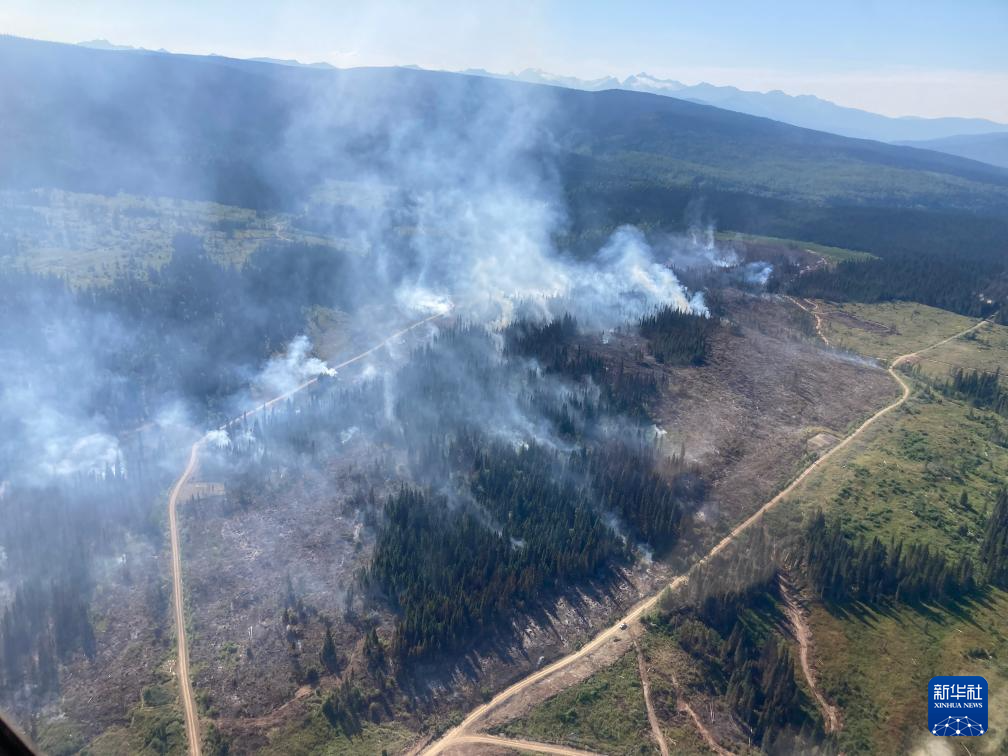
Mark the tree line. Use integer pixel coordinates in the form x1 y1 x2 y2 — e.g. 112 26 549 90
652 529 812 748
945 366 1007 416
803 511 979 605
789 252 1005 319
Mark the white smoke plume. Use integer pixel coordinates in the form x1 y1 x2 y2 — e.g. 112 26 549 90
255 335 337 398
568 225 708 324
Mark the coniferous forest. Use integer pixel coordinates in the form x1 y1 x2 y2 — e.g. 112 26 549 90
365 433 704 659
945 366 1007 416
803 512 978 605
789 251 1006 319
638 305 716 366
204 310 708 663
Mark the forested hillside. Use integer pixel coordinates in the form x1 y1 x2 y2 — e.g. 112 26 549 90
3 35 1007 262
789 250 1006 318
5 35 1007 324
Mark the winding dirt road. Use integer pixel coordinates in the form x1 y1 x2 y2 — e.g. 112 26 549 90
786 296 831 347
779 575 840 733
424 311 992 756
167 312 446 756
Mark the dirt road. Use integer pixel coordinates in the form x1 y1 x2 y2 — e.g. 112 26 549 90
168 442 203 756
677 699 733 756
779 575 840 733
167 312 446 756
786 296 830 347
440 734 601 755
423 312 991 756
632 638 669 756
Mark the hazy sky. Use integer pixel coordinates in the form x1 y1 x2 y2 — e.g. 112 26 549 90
5 0 1008 121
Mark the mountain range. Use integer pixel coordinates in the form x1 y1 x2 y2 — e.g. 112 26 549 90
1 34 1005 266
73 39 1008 162
896 132 1008 170
462 68 1008 148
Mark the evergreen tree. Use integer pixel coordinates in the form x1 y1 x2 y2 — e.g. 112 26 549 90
638 305 716 366
804 511 977 605
320 626 339 673
982 490 1008 587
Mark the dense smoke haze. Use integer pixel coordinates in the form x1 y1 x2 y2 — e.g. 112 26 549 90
0 55 749 727
0 48 738 493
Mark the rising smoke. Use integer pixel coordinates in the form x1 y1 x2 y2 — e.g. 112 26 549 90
0 41 789 737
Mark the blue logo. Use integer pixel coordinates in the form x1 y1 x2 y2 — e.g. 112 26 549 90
929 676 988 736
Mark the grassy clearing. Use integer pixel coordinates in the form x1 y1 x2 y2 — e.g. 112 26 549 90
257 700 416 756
786 298 1006 563
810 588 1008 755
496 651 655 755
715 231 875 263
909 319 1008 383
816 301 977 362
773 301 1008 753
790 388 1007 563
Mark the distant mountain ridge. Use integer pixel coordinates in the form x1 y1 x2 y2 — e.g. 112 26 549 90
78 38 170 54
72 39 1008 148
2 37 1004 219
3 34 1007 277
77 39 338 72
896 132 1008 170
462 67 1008 145
248 57 335 69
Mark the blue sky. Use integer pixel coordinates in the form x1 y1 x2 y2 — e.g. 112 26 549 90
4 0 1007 120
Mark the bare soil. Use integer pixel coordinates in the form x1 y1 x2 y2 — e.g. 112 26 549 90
58 535 176 743
807 431 840 454
649 293 894 538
